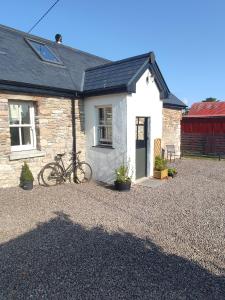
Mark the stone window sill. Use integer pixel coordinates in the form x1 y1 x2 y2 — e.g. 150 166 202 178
9 150 45 161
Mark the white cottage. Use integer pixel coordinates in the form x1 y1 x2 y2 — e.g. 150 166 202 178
0 24 186 187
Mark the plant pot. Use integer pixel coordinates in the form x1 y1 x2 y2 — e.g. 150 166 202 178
168 172 178 178
22 181 33 190
114 181 131 191
153 169 168 179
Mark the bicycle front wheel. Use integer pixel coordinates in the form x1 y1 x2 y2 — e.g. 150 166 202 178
41 163 64 187
75 162 92 183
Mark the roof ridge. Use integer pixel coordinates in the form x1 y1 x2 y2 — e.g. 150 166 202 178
85 52 152 72
0 23 110 63
192 101 225 105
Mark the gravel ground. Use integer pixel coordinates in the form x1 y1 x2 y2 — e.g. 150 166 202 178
0 158 225 299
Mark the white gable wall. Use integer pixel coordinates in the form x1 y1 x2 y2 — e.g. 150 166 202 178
126 69 162 179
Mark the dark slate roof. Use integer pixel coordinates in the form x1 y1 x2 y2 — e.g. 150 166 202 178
163 93 186 108
84 53 150 92
0 24 185 108
0 24 109 94
83 52 171 98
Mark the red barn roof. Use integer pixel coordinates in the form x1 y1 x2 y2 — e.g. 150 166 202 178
188 102 225 117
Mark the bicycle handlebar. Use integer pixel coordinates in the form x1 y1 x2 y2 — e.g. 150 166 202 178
70 151 81 155
56 151 82 156
55 151 82 162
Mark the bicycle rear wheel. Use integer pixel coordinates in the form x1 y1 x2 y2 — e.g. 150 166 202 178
41 163 64 187
70 162 92 183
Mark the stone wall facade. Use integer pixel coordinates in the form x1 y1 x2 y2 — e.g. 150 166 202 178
0 92 85 187
162 107 182 156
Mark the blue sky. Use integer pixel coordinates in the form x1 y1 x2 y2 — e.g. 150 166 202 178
1 0 225 106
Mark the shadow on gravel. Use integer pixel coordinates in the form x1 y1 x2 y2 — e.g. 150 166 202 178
96 181 116 191
0 211 225 299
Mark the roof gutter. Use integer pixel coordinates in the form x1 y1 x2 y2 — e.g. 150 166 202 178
0 79 81 99
82 84 128 97
163 103 187 109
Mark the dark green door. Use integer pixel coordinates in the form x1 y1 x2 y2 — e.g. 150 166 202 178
136 117 148 179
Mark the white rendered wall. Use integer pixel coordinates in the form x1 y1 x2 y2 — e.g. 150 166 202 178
84 93 127 183
126 69 163 179
84 70 163 183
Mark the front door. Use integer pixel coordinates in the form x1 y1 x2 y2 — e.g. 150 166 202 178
136 117 148 179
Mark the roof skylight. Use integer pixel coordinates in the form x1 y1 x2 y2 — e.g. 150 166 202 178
26 38 62 65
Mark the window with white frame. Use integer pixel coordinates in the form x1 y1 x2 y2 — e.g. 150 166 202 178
97 106 112 146
8 101 36 151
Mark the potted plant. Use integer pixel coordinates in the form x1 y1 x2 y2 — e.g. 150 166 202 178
168 167 177 178
153 156 168 179
20 162 34 190
114 163 131 191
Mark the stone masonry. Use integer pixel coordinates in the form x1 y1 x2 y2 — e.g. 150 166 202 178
162 108 182 156
0 92 85 187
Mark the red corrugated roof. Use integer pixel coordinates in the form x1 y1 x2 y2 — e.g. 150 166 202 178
188 102 225 117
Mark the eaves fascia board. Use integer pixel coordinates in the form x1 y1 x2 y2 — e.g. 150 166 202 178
151 61 170 94
127 61 149 92
126 61 171 100
83 85 128 97
163 103 187 109
0 80 80 98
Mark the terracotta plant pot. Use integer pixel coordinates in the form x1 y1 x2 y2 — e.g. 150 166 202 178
21 181 33 190
114 181 131 191
153 169 168 179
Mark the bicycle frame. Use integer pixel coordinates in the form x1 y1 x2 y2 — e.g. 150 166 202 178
55 153 80 178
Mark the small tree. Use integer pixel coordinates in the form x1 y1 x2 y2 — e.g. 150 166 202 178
202 97 218 102
20 162 34 184
183 107 189 115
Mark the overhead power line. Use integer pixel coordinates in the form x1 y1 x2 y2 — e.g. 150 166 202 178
28 0 60 33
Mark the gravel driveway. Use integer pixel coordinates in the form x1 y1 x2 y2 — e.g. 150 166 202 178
0 158 225 299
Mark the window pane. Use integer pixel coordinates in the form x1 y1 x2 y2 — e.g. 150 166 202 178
21 127 31 145
139 118 145 125
21 103 30 124
98 126 112 145
136 125 144 140
10 127 20 146
100 127 106 139
108 127 112 141
105 107 112 125
99 108 104 125
9 104 20 125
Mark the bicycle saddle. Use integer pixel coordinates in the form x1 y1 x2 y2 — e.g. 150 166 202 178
56 153 66 157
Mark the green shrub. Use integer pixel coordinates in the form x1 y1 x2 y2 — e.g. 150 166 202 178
154 156 167 171
115 164 131 183
168 168 177 176
20 162 34 184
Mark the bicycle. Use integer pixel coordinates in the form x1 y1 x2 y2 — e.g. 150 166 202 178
40 151 92 187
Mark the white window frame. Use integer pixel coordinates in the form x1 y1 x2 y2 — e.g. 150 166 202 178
96 106 112 146
9 101 36 152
